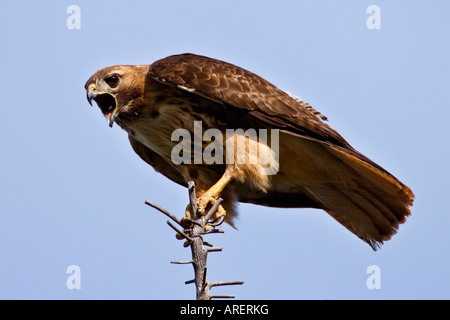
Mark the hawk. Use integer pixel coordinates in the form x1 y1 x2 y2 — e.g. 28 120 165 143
85 53 414 250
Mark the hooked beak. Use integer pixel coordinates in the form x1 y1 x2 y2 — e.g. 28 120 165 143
86 84 118 128
86 89 96 106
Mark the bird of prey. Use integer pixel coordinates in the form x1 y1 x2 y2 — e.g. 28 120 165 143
85 53 414 250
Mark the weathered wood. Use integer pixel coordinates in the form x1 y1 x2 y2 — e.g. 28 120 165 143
146 181 244 300
187 181 211 300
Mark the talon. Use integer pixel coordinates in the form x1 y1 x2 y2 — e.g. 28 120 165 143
209 215 226 227
175 232 185 240
204 224 214 233
210 205 226 223
204 205 227 232
184 189 228 236
196 192 219 215
181 216 193 229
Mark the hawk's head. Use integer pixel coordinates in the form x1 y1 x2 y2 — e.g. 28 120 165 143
85 65 150 127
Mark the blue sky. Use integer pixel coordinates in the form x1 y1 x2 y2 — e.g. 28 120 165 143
1 0 449 299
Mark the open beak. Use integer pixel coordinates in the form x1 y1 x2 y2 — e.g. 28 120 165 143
86 84 118 128
105 106 118 128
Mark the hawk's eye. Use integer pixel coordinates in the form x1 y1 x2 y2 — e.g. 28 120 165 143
104 74 119 88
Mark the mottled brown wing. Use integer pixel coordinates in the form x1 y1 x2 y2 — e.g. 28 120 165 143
149 54 346 144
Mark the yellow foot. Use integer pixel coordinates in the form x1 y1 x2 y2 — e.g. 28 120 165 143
197 192 219 215
180 193 227 235
204 205 226 232
196 192 227 224
176 204 226 245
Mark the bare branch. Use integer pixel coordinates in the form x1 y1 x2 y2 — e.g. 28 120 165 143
145 181 244 300
202 241 214 247
145 201 183 227
171 260 194 265
166 221 193 243
200 229 225 235
210 280 245 287
187 181 198 216
204 197 224 222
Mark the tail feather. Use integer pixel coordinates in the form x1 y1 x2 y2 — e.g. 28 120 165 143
355 187 403 228
303 145 414 250
339 188 398 245
305 185 385 250
328 145 414 207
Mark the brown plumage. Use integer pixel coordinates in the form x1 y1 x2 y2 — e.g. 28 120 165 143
85 53 414 250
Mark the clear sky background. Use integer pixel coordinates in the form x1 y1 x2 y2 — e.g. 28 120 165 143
1 0 449 299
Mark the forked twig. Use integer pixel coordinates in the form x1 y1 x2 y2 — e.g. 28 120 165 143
146 181 244 300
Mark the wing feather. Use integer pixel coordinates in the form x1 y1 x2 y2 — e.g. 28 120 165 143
149 53 347 147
